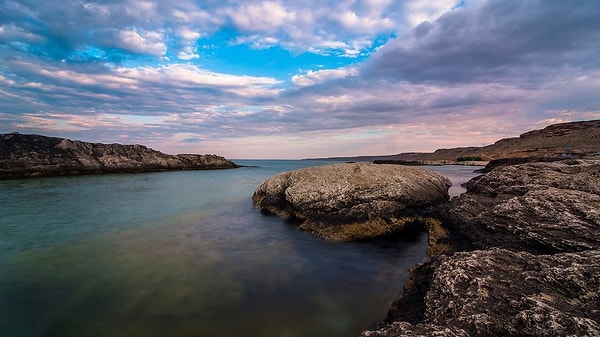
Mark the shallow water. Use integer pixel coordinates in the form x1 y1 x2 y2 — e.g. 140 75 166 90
0 161 480 337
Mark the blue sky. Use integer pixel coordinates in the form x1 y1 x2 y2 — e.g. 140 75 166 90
1 0 599 159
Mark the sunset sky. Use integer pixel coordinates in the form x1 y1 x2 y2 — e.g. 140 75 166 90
1 0 599 159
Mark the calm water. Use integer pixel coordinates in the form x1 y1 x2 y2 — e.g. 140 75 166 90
0 160 480 337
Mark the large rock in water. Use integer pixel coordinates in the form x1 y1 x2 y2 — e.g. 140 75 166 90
252 163 451 241
0 133 238 178
362 159 600 337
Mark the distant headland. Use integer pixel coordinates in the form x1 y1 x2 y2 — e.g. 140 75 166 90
0 133 238 179
309 119 600 165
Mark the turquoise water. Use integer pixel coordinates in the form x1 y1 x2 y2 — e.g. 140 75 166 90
0 161 480 337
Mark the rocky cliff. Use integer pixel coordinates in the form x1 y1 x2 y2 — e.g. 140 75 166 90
315 119 600 163
362 159 600 337
0 133 238 178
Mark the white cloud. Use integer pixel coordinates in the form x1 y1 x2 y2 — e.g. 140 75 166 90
291 67 358 87
228 1 296 33
235 35 280 50
330 10 394 33
403 0 457 28
177 45 199 60
117 29 167 57
178 28 202 41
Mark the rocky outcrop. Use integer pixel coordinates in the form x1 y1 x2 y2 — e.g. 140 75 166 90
365 248 600 337
0 133 238 178
362 159 600 337
252 163 451 241
441 159 600 254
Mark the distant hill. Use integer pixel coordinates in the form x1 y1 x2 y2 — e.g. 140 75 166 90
312 120 600 164
0 133 238 178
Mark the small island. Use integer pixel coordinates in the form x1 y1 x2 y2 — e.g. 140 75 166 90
0 133 238 179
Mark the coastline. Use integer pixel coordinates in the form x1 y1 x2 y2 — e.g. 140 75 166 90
0 133 239 179
361 158 600 337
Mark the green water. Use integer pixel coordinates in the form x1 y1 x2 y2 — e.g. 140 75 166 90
0 161 480 337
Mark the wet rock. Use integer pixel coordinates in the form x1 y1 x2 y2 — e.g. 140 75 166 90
0 133 238 178
252 163 451 241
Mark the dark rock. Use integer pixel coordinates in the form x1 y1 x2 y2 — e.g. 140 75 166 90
476 156 564 173
252 163 451 241
425 248 600 336
441 159 600 254
361 321 469 337
0 133 238 178
363 159 600 337
365 248 600 337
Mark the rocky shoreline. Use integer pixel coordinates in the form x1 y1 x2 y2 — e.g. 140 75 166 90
361 159 600 337
0 133 238 178
254 158 599 336
311 119 600 164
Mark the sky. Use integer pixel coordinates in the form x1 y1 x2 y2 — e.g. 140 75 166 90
0 0 599 159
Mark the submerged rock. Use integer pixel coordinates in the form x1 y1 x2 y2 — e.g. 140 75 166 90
252 163 451 241
0 133 238 178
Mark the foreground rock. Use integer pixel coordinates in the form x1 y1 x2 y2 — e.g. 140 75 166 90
364 248 600 337
0 133 238 178
252 163 451 241
441 159 600 254
363 159 600 337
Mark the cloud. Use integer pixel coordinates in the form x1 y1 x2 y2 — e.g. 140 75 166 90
1 0 599 159
0 0 420 61
228 1 297 33
403 0 460 28
177 45 199 60
115 29 167 57
362 0 600 84
291 67 358 87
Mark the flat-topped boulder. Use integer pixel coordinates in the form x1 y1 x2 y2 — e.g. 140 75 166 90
252 163 451 241
0 133 238 178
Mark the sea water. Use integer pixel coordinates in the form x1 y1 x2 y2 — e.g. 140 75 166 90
0 160 480 337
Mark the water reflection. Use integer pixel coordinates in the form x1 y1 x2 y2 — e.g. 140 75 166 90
2 206 428 337
0 163 480 337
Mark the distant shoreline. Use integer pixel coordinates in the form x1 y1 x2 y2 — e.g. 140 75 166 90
305 119 600 165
